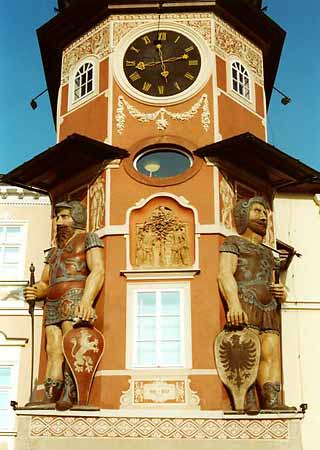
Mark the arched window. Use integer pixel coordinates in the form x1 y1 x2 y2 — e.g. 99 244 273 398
231 61 250 100
73 62 94 102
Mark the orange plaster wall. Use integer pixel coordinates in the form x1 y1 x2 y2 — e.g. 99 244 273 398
219 93 265 140
190 375 231 410
191 235 225 369
99 58 108 92
60 84 69 117
216 56 227 91
112 81 215 151
59 94 108 142
99 235 127 371
109 163 215 226
90 375 130 409
255 83 265 117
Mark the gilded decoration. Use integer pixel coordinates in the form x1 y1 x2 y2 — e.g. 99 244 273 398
120 378 200 408
62 22 109 84
112 13 212 48
214 16 263 84
30 416 289 439
89 174 105 231
116 94 210 134
220 176 235 230
135 206 191 268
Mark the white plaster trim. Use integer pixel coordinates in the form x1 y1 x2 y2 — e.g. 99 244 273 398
121 269 200 280
0 332 28 346
213 165 220 224
0 307 43 316
113 21 213 106
281 301 320 311
96 368 218 377
15 408 303 419
107 49 114 144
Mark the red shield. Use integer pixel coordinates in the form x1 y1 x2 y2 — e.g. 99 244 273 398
63 325 105 405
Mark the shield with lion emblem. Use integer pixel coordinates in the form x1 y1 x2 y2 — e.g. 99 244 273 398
63 324 105 406
214 326 261 411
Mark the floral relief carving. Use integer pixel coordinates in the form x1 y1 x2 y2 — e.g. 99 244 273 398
220 176 235 230
112 13 213 47
116 94 210 134
62 23 109 84
214 17 263 82
135 206 191 269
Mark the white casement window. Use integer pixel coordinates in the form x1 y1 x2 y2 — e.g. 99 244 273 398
231 61 251 100
0 364 17 431
0 224 26 280
73 61 94 102
127 282 192 369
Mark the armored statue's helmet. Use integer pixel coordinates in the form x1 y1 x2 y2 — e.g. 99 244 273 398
55 201 87 230
234 196 269 234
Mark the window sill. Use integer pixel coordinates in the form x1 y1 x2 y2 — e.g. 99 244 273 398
121 269 200 280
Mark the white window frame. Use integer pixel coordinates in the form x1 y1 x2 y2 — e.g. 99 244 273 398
0 222 27 281
126 282 192 370
227 57 255 108
68 56 99 110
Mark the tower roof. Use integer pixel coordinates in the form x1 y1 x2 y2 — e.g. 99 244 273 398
38 0 284 123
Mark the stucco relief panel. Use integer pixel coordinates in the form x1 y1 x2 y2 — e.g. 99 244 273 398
62 21 110 84
214 16 263 84
111 13 213 48
88 173 106 232
220 175 235 230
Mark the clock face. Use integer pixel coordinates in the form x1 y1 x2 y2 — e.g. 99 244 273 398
123 29 201 98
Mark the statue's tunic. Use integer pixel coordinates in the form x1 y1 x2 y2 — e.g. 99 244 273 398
44 232 103 326
220 235 280 333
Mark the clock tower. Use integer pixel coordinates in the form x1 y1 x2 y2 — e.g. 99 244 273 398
10 2 315 447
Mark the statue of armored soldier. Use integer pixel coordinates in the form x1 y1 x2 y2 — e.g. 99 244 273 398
24 201 105 410
217 197 295 411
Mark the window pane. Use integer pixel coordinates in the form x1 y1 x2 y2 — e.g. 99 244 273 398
160 341 181 365
3 247 19 263
6 227 21 243
0 367 11 386
137 292 156 315
0 227 5 241
137 317 156 340
136 341 156 366
161 316 180 340
161 291 180 315
0 391 9 408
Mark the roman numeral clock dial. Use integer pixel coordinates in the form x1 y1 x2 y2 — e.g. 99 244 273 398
123 30 201 99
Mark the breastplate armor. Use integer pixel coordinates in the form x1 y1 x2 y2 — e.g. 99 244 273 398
47 232 89 300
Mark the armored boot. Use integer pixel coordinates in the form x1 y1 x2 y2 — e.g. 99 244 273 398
56 370 77 411
26 378 63 407
244 384 260 413
261 382 296 411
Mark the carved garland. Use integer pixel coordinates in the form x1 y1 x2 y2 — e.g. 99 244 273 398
116 94 210 134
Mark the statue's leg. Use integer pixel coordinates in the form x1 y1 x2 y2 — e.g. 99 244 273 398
43 325 64 403
257 332 295 410
55 320 77 411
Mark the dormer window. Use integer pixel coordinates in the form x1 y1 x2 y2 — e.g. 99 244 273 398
231 61 251 100
73 62 94 102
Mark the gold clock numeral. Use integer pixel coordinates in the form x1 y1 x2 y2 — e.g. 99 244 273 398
184 45 194 53
174 82 181 91
130 46 140 53
174 35 181 44
188 60 199 66
184 72 195 81
142 81 152 92
142 35 151 45
126 60 136 67
158 85 165 95
158 32 167 41
129 71 141 82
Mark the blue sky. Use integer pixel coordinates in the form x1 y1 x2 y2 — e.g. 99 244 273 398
1 1 319 173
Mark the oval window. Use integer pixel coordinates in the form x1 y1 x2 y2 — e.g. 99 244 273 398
134 149 192 178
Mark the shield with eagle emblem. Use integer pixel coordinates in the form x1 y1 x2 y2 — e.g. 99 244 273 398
63 323 105 406
214 326 261 411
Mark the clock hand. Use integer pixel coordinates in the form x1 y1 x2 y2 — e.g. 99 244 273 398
135 54 189 70
156 44 169 83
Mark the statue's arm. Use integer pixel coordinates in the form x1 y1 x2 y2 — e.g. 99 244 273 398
24 264 50 301
218 252 248 326
77 246 105 321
